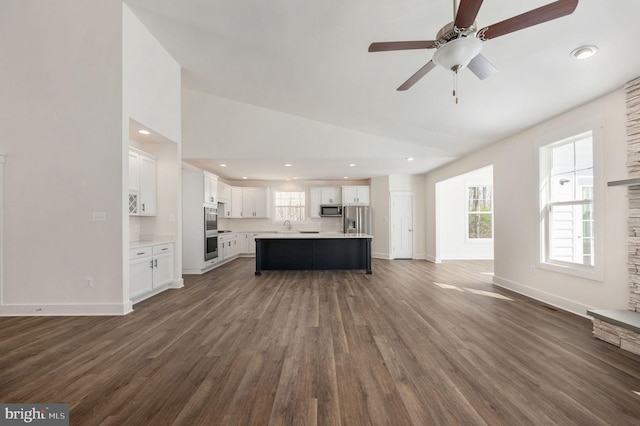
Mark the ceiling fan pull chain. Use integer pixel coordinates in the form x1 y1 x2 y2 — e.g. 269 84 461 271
453 69 459 104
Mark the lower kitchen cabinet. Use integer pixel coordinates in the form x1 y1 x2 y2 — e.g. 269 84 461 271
129 242 174 302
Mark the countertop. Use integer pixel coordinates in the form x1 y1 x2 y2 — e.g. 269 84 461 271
254 232 372 239
130 238 174 249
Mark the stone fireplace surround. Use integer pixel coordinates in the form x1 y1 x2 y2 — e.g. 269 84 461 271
588 76 640 355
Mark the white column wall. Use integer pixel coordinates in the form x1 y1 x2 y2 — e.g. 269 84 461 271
123 5 183 298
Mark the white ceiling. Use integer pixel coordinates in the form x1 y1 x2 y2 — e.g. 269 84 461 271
124 0 640 181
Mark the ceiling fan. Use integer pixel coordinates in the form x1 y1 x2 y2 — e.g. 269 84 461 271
369 0 579 100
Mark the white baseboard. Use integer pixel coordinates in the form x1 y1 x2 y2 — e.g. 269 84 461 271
372 252 392 260
492 275 591 318
425 255 442 264
0 302 133 316
170 278 184 289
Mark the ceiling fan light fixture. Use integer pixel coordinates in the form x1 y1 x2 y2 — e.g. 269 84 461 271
571 45 598 60
432 37 482 71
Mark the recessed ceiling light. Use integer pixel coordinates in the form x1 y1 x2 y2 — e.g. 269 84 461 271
349 163 356 167
293 177 299 180
138 129 150 135
406 157 414 161
242 176 248 179
284 163 292 167
571 45 598 60
220 164 227 167
344 176 349 179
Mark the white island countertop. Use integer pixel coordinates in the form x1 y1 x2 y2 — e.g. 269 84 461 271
254 232 372 239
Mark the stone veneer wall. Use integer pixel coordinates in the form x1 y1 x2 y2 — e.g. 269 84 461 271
627 77 640 312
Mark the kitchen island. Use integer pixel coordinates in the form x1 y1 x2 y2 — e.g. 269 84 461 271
254 233 373 275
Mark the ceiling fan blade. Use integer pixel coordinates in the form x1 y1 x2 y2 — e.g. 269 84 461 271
454 0 484 29
478 0 578 40
397 60 436 91
369 41 437 52
467 54 497 80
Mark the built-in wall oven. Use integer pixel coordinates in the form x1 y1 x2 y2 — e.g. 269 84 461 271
205 233 218 261
204 207 218 261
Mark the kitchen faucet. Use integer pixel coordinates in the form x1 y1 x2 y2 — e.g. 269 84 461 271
283 220 292 231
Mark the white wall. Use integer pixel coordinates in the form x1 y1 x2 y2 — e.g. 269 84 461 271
425 89 628 316
122 6 181 144
0 0 125 314
0 2 182 315
371 176 391 259
438 166 494 260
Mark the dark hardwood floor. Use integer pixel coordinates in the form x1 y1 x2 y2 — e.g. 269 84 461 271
1 258 640 425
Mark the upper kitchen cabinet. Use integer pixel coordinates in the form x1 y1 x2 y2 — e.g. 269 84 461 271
203 172 218 206
218 181 231 204
230 186 243 218
342 185 370 206
129 148 156 216
241 187 269 218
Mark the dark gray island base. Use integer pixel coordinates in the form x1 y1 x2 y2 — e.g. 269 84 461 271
255 233 372 275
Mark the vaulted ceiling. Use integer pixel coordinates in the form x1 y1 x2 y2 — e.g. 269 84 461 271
125 0 640 180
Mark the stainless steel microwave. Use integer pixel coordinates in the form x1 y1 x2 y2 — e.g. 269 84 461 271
320 205 342 217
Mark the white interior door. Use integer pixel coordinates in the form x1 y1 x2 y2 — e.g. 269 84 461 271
392 193 414 259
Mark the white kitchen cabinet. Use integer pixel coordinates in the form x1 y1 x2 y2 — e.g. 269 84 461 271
230 187 243 218
203 172 218 206
129 243 174 301
247 233 260 254
238 232 249 253
129 148 157 216
129 151 140 191
242 187 269 218
321 187 341 204
152 244 174 287
342 185 370 206
129 248 153 299
218 181 231 204
219 233 240 260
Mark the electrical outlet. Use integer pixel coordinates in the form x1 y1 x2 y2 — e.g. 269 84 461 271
86 277 94 287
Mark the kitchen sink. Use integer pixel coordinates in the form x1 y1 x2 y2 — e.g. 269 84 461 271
276 230 321 234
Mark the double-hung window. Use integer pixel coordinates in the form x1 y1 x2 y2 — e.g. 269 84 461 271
274 191 305 222
539 130 597 274
467 185 493 240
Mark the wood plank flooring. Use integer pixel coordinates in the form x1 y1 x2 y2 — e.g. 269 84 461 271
1 258 640 425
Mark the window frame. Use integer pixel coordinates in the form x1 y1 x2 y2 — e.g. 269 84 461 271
273 190 306 223
537 122 603 281
466 184 494 242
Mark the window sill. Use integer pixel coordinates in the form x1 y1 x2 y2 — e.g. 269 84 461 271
537 260 602 282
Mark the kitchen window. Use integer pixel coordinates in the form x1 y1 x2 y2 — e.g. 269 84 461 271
274 191 305 222
539 128 601 279
467 185 493 240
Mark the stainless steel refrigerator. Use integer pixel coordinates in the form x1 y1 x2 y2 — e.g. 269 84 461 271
342 205 371 234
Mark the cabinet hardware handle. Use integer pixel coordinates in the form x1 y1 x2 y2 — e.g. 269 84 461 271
142 203 145 212
154 259 158 268
137 252 145 255
150 260 154 268
162 248 168 251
